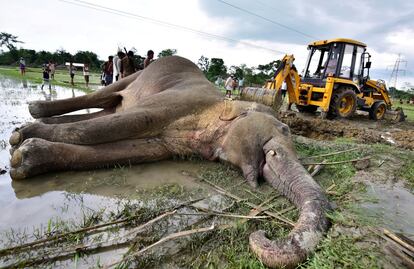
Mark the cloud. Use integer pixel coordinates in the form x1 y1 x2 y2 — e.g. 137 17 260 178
1 0 413 87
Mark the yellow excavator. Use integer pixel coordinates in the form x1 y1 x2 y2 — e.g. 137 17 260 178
242 38 405 121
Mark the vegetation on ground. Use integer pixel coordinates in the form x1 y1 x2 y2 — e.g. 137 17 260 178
2 138 410 268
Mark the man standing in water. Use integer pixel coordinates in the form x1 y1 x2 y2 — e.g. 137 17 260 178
68 61 76 86
19 57 26 76
48 60 56 80
83 63 90 88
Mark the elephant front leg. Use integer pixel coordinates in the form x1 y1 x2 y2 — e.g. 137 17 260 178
10 137 172 179
37 108 115 124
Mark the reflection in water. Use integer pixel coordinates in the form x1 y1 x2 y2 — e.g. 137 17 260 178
10 160 212 199
21 78 27 88
0 75 216 240
0 75 100 232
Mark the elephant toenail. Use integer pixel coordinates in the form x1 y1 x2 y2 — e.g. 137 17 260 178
10 150 22 168
9 132 21 146
268 150 276 156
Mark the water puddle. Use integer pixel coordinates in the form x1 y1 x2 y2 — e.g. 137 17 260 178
361 181 414 239
0 76 216 235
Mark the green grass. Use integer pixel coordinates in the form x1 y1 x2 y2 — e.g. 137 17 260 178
0 66 101 92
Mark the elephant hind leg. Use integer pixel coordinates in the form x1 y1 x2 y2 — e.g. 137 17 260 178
10 137 172 180
37 108 115 124
29 71 141 118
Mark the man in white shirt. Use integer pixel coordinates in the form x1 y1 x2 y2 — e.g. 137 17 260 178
224 75 235 98
113 51 123 82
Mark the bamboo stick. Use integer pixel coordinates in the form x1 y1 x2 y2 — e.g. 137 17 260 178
299 148 359 160
302 156 370 166
200 177 295 227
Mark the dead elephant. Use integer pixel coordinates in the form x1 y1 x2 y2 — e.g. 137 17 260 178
9 56 330 268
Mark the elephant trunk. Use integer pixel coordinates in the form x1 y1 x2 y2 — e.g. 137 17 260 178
249 142 331 268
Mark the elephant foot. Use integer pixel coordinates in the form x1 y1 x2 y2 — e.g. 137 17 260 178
9 131 22 146
29 101 48 118
9 122 43 149
10 138 53 180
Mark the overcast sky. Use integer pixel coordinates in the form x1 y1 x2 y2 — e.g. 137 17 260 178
1 0 413 88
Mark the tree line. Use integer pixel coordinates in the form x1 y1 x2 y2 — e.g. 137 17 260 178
197 56 281 86
0 48 103 70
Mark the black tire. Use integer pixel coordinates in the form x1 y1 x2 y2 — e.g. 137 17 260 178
296 104 318 113
369 101 386 120
329 87 357 118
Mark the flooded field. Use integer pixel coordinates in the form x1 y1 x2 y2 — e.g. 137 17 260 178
0 76 224 267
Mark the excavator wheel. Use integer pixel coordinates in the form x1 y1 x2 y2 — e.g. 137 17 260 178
369 101 386 120
329 87 357 118
296 104 318 113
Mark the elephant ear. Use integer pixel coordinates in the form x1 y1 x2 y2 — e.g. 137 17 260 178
219 100 248 121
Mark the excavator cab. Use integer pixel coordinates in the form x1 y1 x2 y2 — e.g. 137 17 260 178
302 40 367 87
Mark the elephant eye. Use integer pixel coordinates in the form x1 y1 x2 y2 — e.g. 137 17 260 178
281 126 290 136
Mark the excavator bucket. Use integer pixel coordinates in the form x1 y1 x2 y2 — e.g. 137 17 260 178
240 87 283 111
385 107 406 122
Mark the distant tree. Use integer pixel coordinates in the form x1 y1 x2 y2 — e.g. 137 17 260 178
389 86 414 99
157 49 177 58
257 60 281 77
229 65 244 79
73 51 101 69
55 48 73 64
34 50 54 65
197 55 210 74
0 32 23 51
206 58 227 81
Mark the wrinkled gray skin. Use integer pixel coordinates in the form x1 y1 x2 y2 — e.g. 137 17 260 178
9 56 330 268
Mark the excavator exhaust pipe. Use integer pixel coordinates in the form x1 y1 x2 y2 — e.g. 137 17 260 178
240 87 283 112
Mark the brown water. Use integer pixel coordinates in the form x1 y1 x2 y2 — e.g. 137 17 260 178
0 76 215 234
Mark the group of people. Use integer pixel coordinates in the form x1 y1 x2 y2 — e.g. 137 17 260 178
101 49 155 86
38 49 156 90
224 75 244 98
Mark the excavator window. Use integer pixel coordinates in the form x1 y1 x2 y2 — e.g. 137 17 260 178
353 46 365 84
304 45 329 79
339 44 354 79
324 44 341 77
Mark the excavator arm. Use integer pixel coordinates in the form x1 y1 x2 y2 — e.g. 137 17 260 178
264 55 300 106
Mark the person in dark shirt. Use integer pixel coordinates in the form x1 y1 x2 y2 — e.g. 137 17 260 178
41 64 51 90
104 56 114 85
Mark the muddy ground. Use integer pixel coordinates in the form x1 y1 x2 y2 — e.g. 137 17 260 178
278 110 414 150
0 76 413 268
